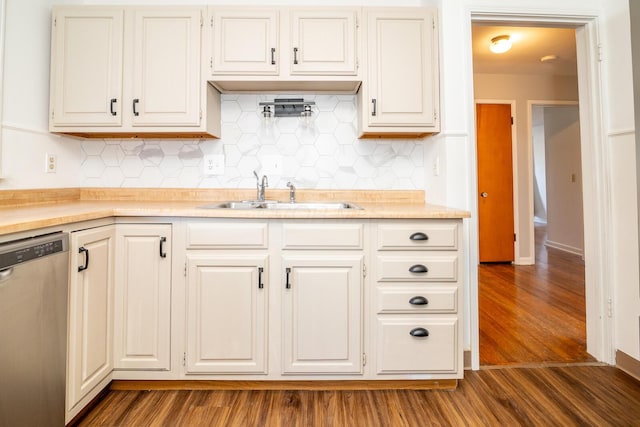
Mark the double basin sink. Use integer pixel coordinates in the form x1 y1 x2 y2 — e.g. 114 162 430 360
200 200 362 210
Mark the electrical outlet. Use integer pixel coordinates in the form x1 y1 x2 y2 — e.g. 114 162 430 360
45 153 57 173
203 154 224 175
262 155 283 175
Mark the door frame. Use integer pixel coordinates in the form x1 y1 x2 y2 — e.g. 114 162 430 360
466 11 612 370
475 100 518 263
526 100 581 262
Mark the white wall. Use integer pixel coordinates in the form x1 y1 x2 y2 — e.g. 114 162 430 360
544 105 584 254
532 106 547 222
598 0 640 363
0 0 82 189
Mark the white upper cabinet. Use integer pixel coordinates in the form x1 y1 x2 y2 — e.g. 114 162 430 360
358 8 440 137
50 8 123 127
131 9 203 127
210 9 279 75
49 6 221 138
208 7 361 93
289 9 358 75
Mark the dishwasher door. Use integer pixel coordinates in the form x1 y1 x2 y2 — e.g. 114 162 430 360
0 232 69 427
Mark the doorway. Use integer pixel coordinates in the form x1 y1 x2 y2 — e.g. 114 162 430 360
472 24 592 366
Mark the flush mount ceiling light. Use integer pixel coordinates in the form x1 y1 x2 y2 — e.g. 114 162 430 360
489 35 512 54
540 54 559 63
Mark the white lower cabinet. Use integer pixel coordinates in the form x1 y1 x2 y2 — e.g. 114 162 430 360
372 220 463 378
67 225 115 422
113 224 172 370
282 255 363 374
65 217 462 416
185 254 268 374
376 317 458 373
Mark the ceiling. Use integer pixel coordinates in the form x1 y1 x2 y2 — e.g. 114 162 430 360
471 25 577 76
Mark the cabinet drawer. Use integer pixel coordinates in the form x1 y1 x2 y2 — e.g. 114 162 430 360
282 223 364 249
377 287 457 313
376 255 457 282
186 223 268 249
376 317 457 373
377 222 458 251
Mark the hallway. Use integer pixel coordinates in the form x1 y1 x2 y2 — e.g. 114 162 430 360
478 224 594 366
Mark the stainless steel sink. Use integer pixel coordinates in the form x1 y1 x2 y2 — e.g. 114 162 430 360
199 201 362 210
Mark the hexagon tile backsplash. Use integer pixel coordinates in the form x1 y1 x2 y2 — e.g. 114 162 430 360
80 95 426 190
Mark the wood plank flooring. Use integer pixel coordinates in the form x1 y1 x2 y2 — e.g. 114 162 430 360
78 366 640 426
479 224 594 366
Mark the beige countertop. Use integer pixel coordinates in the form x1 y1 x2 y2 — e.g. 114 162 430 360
0 188 470 236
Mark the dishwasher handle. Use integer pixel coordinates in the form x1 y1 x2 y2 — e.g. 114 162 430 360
0 267 13 283
78 247 89 272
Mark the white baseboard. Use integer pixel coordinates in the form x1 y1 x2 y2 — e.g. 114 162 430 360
514 256 534 265
545 239 584 256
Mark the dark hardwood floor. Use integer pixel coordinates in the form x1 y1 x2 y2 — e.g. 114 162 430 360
479 223 594 366
79 366 640 426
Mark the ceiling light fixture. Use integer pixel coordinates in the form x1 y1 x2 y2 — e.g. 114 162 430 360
489 35 512 54
540 54 558 63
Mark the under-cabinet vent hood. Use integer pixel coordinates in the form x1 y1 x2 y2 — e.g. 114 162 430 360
208 80 362 95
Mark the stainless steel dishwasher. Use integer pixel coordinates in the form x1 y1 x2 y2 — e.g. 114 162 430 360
0 232 69 427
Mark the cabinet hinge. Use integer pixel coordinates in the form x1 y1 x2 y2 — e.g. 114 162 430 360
362 353 367 366
511 116 514 125
210 16 213 28
607 298 613 318
514 233 517 242
51 110 55 120
184 261 187 277
200 12 203 28
210 57 213 70
54 17 57 27
363 264 367 278
183 352 186 366
199 109 202 120
434 110 438 121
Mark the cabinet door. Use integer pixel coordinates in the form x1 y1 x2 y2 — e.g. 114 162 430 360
290 9 358 75
210 9 279 75
366 9 438 127
282 255 363 374
186 254 268 373
67 226 115 411
114 224 171 370
50 8 123 127
131 8 202 126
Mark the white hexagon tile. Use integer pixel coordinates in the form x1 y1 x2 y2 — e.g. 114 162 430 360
80 95 427 190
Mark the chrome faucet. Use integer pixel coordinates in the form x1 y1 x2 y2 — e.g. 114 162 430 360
286 181 296 203
253 171 268 202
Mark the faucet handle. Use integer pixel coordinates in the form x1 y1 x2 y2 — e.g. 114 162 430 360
253 170 260 180
286 181 296 203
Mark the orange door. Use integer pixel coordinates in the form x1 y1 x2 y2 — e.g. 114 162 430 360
476 103 515 263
